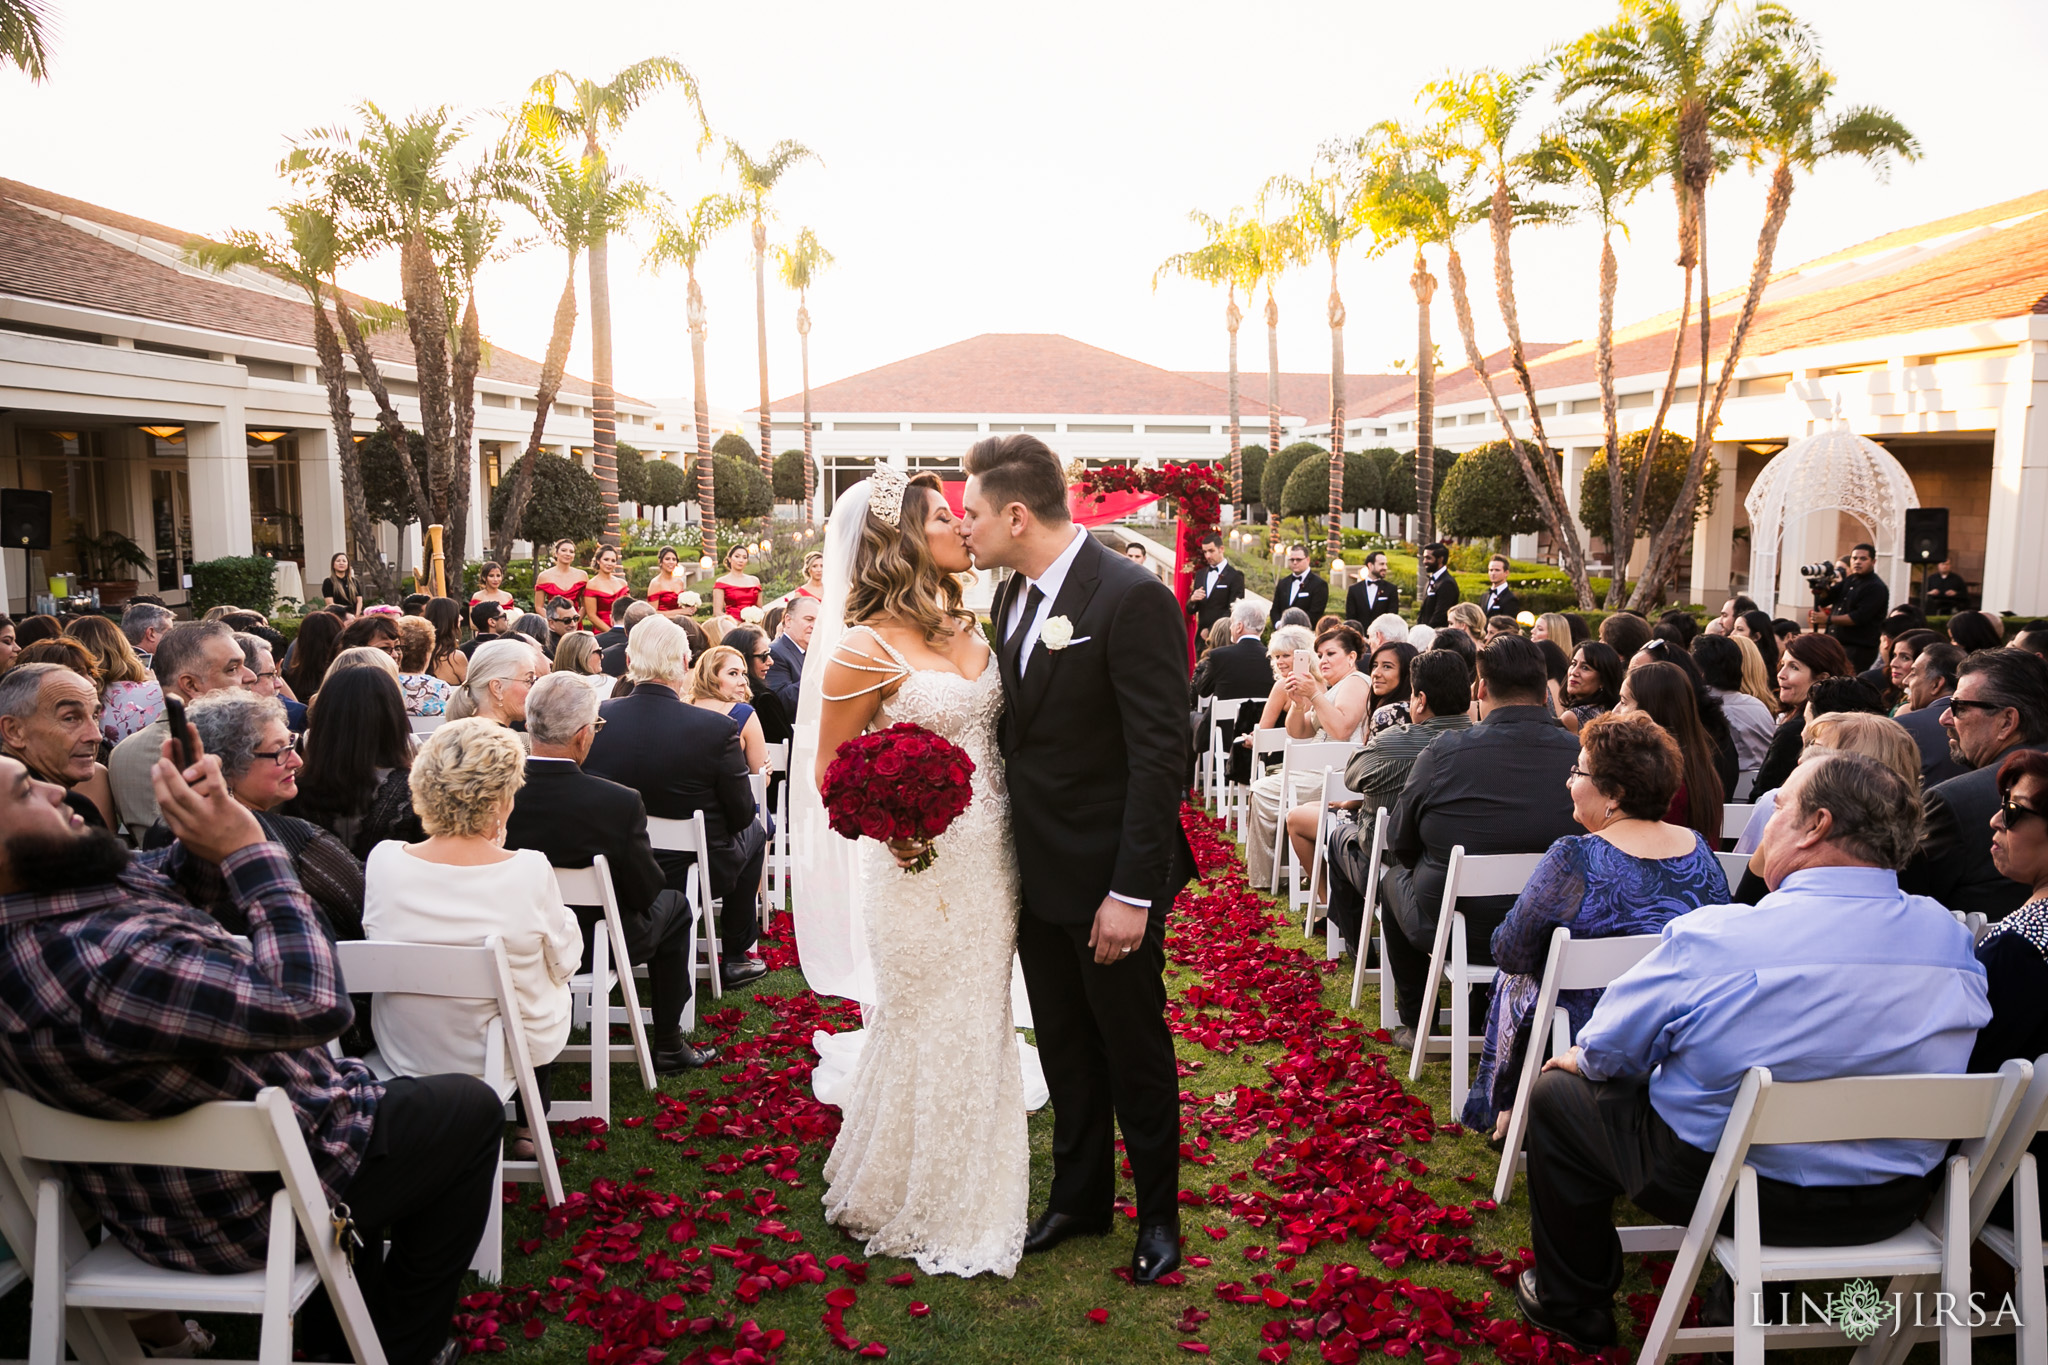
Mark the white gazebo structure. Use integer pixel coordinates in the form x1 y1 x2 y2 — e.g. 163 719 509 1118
1745 426 1920 617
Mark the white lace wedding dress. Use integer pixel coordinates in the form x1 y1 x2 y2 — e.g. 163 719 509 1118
817 626 1029 1278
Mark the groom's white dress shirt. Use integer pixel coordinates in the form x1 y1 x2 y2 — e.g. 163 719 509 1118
1004 524 1148 910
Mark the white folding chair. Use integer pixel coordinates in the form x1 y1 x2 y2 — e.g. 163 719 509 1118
1733 768 1760 801
0 1086 394 1365
406 715 443 737
1965 1054 2048 1365
1637 1060 2032 1365
551 856 658 1127
648 811 722 1000
1303 767 1354 950
1407 847 1546 1120
1272 739 1357 897
763 742 791 904
333 937 565 1278
0 1135 133 1365
1242 728 1288 844
1716 849 1751 886
1346 808 1395 1031
1720 803 1758 847
1491 927 1665 1203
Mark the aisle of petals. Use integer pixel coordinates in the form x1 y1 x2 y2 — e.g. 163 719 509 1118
452 805 1618 1365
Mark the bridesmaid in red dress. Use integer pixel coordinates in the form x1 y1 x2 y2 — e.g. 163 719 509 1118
469 560 518 611
712 544 761 619
582 546 632 631
533 539 588 618
646 546 690 618
794 550 825 603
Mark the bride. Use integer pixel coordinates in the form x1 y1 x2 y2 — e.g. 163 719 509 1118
791 465 1029 1278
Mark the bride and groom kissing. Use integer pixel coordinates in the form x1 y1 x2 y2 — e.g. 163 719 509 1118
792 433 1196 1282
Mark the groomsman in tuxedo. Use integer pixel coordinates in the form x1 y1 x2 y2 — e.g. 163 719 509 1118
1269 544 1329 624
1416 542 1460 628
1184 533 1245 638
1344 550 1400 624
1478 554 1522 619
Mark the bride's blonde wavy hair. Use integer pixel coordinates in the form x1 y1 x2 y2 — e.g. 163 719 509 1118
844 473 974 643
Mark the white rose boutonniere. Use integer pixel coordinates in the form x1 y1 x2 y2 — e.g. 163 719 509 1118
1040 615 1075 651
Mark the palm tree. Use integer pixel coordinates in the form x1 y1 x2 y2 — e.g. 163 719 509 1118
1153 209 1256 503
1268 161 1367 560
522 58 711 546
727 139 820 479
775 228 834 522
1532 109 1662 602
441 155 519 576
646 193 746 556
0 0 52 81
1632 39 1917 604
1424 66 1596 608
1242 214 1306 538
184 202 390 602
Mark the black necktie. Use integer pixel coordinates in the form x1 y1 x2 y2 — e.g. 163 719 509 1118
1008 584 1044 647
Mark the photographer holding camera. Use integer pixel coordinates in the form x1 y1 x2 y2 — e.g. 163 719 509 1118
1806 543 1890 671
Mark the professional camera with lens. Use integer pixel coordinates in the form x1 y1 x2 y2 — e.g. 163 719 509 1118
1800 560 1841 603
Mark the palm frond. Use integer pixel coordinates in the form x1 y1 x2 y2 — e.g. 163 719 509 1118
0 0 56 82
775 227 833 292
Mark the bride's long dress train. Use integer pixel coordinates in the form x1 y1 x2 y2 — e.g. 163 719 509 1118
818 630 1028 1278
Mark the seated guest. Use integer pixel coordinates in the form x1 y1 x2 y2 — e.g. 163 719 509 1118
1465 712 1726 1134
505 674 718 1072
0 741 500 1365
327 644 402 686
1894 641 1967 787
1617 660 1725 843
1884 628 1943 711
1629 641 1740 800
110 620 254 831
0 662 116 829
1532 613 1574 649
340 612 404 664
1407 623 1436 653
235 631 307 733
364 719 581 1158
1728 633 1780 721
1380 637 1582 1046
1731 608 1780 676
586 616 767 989
690 643 770 774
282 667 425 859
1275 607 1312 630
12 614 62 649
461 601 510 656
1229 623 1315 787
1319 650 1474 954
1192 598 1275 706
1429 623 1476 673
1750 632 1853 795
1598 611 1651 661
600 601 657 677
1692 635 1773 771
1902 646 2048 917
1518 754 1986 1348
162 690 364 941
1486 614 1521 643
1364 641 1418 737
553 630 613 694
446 637 543 728
1446 601 1487 640
18 636 101 692
1731 712 1922 874
1949 609 2003 655
424 597 469 687
544 595 581 650
1970 749 2048 1222
1249 625 1372 888
282 609 345 700
509 612 554 656
1367 613 1408 654
68 615 162 746
395 615 450 717
1536 639 1570 715
765 595 817 717
724 625 791 749
120 599 171 669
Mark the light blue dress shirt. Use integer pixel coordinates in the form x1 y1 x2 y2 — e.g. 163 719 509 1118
1575 866 1990 1185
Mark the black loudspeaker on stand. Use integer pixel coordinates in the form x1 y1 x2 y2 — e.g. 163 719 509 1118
0 489 52 551
1903 508 1949 566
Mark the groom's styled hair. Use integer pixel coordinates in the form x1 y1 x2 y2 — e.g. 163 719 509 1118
964 434 1069 525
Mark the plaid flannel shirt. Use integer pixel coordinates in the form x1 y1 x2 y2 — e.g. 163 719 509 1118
0 840 382 1273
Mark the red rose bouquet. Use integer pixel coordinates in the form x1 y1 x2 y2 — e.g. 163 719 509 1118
819 721 976 873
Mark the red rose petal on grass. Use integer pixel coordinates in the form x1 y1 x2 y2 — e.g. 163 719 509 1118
1085 1309 1109 1325
884 1273 915 1288
825 1286 858 1309
907 1302 930 1317
1257 1346 1293 1364
1178 1344 1211 1355
857 1344 889 1358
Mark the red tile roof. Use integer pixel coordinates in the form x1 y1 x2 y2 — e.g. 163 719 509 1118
0 177 612 401
760 333 1249 416
1173 370 1412 422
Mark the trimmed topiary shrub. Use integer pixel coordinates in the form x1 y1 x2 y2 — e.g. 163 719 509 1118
1260 441 1326 513
641 457 690 513
1278 451 1384 522
614 442 648 505
1384 448 1459 519
713 455 774 523
1578 430 1721 542
489 453 605 552
358 428 429 527
190 555 279 616
1437 440 1549 540
773 449 808 501
713 431 757 466
1235 443 1269 506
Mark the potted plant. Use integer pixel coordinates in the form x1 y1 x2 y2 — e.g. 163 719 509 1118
67 528 152 606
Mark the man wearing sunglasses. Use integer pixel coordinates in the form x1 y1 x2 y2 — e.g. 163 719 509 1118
1902 648 2048 917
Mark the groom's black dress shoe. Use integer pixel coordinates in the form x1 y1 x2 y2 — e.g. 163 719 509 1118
1021 1210 1110 1255
1513 1269 1616 1348
1131 1222 1182 1284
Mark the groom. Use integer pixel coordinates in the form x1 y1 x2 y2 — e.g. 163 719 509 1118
960 434 1196 1285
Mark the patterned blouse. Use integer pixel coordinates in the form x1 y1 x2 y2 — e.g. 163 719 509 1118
100 679 164 746
398 673 451 717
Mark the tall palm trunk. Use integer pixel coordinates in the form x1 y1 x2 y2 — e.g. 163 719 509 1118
1411 249 1438 546
1597 229 1629 606
753 216 773 479
586 229 620 548
332 290 430 531
1325 271 1346 560
1226 289 1243 505
398 230 454 533
1615 246 1696 602
1264 291 1281 547
494 267 578 565
447 291 481 584
797 298 815 522
1489 183 1594 608
1633 158 1796 607
310 291 389 604
688 272 716 554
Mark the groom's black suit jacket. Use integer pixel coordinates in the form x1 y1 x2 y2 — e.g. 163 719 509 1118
995 532 1196 925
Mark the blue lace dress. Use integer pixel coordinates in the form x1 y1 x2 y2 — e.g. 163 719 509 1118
1461 831 1729 1129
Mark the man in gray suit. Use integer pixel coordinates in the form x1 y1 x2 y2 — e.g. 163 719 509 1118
1894 642 1968 789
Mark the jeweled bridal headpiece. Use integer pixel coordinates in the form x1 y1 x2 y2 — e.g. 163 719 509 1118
868 462 908 528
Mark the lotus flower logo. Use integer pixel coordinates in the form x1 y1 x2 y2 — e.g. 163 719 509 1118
1832 1279 1895 1343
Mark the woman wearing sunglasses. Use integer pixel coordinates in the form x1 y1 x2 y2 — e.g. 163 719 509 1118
1969 749 2048 1214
